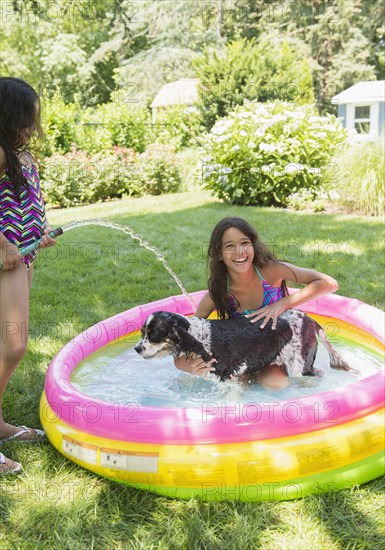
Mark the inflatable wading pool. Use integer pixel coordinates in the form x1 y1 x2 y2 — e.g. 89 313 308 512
40 291 385 502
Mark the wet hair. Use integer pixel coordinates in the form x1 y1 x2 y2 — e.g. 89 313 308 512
0 77 42 198
207 217 288 319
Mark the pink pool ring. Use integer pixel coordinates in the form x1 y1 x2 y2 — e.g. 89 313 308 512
40 292 385 501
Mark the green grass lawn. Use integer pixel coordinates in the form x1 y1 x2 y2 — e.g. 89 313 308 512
1 191 384 549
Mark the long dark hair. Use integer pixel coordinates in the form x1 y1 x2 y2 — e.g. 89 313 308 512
0 77 42 198
208 217 288 319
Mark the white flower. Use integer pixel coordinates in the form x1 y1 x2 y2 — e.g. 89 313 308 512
231 145 240 151
247 141 256 148
261 165 273 173
237 112 251 119
285 163 303 174
259 143 276 152
214 120 232 132
239 130 247 137
215 135 229 142
290 111 305 120
270 114 287 124
255 127 266 137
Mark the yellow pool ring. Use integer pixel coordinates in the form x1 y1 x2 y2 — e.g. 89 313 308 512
40 392 384 501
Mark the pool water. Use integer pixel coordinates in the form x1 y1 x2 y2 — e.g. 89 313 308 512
71 325 384 407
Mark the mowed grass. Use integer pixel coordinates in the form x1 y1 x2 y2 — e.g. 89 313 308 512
0 190 384 549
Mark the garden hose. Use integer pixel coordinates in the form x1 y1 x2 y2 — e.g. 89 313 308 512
0 227 64 269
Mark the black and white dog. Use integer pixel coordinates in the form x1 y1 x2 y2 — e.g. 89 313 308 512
134 310 354 381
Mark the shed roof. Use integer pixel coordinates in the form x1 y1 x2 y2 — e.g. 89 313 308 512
151 78 200 108
331 80 385 104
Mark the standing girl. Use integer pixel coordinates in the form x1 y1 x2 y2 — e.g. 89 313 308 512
175 217 339 387
0 77 56 474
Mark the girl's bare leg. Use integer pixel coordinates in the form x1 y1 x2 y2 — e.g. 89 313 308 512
0 263 35 442
256 364 289 390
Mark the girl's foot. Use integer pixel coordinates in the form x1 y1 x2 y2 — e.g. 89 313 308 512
0 423 45 443
0 452 22 474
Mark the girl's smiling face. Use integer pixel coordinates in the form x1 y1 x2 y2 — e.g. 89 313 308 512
220 227 255 272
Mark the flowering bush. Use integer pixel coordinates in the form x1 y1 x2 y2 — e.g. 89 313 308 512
201 102 347 206
40 145 181 207
134 144 182 195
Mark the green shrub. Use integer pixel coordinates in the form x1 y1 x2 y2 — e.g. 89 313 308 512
153 105 205 149
325 139 385 216
133 144 182 195
93 103 151 153
195 34 314 129
70 103 152 154
287 189 326 212
41 96 152 156
40 145 182 207
175 148 203 191
41 94 79 156
201 101 347 207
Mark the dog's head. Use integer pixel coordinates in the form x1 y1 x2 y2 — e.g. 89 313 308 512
134 311 191 359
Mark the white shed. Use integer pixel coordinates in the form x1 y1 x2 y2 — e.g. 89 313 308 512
331 81 385 139
150 78 200 123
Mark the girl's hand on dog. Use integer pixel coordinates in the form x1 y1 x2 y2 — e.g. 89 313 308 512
246 299 289 330
174 356 217 376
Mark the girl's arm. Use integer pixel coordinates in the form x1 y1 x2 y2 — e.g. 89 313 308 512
174 291 217 375
247 262 338 329
195 291 216 318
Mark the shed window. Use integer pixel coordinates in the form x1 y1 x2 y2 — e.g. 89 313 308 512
354 105 371 134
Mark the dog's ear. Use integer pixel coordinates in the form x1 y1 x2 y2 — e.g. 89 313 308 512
176 328 212 363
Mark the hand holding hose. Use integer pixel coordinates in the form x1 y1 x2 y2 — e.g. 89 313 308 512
39 227 59 249
0 227 63 270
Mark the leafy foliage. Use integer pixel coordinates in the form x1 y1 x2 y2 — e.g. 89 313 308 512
134 144 182 196
194 34 314 129
152 105 205 149
1 0 382 113
78 103 151 153
41 94 80 156
40 145 182 207
202 101 347 207
41 95 152 156
325 139 385 216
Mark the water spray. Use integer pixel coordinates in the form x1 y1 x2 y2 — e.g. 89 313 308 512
0 219 196 310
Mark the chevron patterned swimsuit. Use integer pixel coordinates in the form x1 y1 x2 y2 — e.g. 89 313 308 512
227 266 284 317
0 159 46 270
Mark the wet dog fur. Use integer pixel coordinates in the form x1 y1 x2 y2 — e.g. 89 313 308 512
134 310 354 381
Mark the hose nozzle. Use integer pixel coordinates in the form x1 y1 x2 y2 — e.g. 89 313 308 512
49 227 64 238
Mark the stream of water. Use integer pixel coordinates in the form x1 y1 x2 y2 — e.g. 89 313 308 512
60 219 196 310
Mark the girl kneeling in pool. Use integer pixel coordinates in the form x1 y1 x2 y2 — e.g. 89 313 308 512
175 217 339 389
